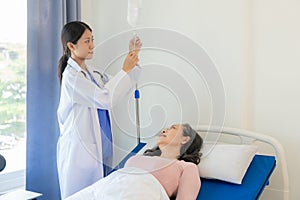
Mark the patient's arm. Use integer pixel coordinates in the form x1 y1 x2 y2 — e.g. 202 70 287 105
176 163 201 200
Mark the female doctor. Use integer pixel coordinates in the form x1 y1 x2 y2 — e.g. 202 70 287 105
56 21 142 199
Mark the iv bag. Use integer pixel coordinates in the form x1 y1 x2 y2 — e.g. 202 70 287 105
127 0 142 27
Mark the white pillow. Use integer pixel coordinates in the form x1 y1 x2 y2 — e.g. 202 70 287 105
198 143 258 184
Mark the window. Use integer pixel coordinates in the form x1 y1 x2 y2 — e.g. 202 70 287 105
0 0 27 193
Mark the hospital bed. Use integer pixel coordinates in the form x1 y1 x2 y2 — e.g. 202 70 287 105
115 126 289 200
67 126 289 200
194 126 289 200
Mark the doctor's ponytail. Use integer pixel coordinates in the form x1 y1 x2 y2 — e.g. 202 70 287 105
58 54 69 85
58 21 92 85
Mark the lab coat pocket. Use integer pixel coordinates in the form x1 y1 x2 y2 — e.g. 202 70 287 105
75 141 99 170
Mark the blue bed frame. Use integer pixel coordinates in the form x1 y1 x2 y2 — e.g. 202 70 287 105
113 142 276 200
197 154 276 200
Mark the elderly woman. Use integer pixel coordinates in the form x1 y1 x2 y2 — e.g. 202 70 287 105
66 123 203 200
125 123 203 200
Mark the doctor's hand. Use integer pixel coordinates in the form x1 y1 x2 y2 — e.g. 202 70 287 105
122 51 139 73
129 35 142 54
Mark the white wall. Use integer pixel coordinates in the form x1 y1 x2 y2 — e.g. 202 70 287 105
82 0 300 199
252 0 300 199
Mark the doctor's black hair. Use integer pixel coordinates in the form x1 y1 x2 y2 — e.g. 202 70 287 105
58 21 92 85
143 124 203 165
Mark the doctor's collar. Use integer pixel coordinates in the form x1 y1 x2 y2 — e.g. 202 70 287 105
67 57 84 73
67 57 98 78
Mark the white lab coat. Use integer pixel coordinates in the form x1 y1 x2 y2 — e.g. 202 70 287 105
57 57 141 199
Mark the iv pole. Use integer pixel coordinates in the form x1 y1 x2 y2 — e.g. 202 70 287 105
127 0 142 144
134 84 141 144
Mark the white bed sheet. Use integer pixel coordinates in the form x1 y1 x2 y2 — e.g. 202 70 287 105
65 167 169 200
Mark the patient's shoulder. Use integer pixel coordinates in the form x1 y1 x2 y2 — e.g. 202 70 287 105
178 160 198 170
124 155 147 166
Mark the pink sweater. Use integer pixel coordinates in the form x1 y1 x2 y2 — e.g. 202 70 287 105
125 155 200 200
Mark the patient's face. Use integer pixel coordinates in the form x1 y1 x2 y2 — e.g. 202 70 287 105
157 124 185 148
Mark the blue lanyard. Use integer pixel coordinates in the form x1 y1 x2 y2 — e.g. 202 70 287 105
87 70 113 177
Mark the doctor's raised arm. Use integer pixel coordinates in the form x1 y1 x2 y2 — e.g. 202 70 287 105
56 21 142 199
